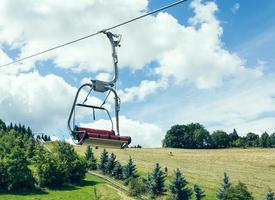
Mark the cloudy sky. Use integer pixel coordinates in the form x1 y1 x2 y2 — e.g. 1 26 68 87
0 0 274 147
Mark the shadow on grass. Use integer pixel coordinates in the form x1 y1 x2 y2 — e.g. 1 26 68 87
0 188 48 196
43 179 99 191
0 178 100 195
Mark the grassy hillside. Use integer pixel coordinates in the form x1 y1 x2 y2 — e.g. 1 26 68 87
0 174 133 200
74 146 275 200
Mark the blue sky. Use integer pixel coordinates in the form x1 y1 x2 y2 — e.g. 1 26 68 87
0 0 274 147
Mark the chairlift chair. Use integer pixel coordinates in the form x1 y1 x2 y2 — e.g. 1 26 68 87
68 31 131 148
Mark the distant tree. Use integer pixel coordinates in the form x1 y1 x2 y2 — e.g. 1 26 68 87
211 131 230 148
112 161 123 179
27 127 32 136
22 125 27 134
147 163 166 197
217 172 231 200
245 132 259 147
99 149 109 173
163 123 210 148
260 132 270 148
0 119 6 131
265 188 274 200
193 128 211 148
14 124 18 132
229 129 239 146
123 157 137 181
8 122 13 130
169 168 192 200
270 133 275 147
162 125 186 148
105 153 117 174
223 182 253 200
194 184 205 200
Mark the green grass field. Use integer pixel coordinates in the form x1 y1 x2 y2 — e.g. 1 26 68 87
0 174 132 200
74 146 275 200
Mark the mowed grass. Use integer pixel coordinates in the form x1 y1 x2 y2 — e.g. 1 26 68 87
0 174 133 200
75 146 275 200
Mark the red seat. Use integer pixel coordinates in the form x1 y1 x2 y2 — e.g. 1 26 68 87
78 127 115 136
75 126 131 147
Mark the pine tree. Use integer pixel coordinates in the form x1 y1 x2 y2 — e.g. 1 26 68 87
147 163 166 197
112 161 123 179
194 184 205 200
0 119 6 131
27 127 32 136
85 146 97 170
85 146 93 160
9 122 13 130
14 124 18 132
18 124 22 133
22 125 27 134
169 168 192 200
105 153 116 174
123 156 137 180
99 149 108 173
217 172 231 200
265 188 274 200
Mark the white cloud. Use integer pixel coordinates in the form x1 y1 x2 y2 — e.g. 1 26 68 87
81 116 163 147
0 71 76 133
231 3 240 14
135 76 275 136
119 78 168 103
0 0 261 89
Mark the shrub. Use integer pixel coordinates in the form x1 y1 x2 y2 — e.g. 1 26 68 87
0 146 35 190
128 177 147 196
55 142 87 183
35 146 69 187
223 182 254 200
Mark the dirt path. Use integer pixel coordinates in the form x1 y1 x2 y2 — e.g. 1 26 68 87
88 171 148 200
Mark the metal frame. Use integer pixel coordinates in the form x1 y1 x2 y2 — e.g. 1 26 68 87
67 31 121 145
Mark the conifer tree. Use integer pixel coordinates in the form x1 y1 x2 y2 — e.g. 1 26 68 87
169 168 192 200
123 156 137 180
85 146 92 160
85 146 97 170
14 124 18 132
217 172 231 200
266 188 274 200
147 163 166 197
27 127 32 136
9 122 13 130
194 184 205 200
105 153 116 174
99 149 108 173
112 161 123 179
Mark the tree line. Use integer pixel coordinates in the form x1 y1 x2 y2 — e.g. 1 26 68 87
163 123 275 149
86 147 274 200
0 119 87 191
